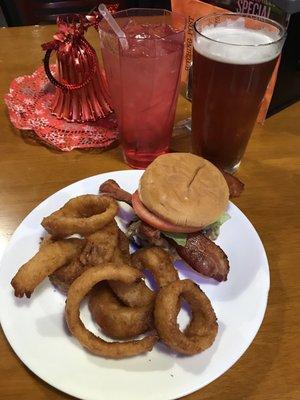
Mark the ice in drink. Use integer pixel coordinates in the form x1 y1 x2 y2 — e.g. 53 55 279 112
99 11 185 168
192 15 285 172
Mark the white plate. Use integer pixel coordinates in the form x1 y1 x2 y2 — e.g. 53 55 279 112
0 170 269 400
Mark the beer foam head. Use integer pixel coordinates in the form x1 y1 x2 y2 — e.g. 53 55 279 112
194 18 284 65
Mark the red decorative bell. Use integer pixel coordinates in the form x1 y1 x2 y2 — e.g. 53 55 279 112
42 15 113 123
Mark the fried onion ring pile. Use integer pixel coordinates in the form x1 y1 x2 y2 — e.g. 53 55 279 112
65 264 157 358
154 279 218 355
42 195 118 238
11 191 219 359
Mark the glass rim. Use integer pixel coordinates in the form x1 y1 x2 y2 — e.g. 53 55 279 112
193 12 286 47
98 7 187 36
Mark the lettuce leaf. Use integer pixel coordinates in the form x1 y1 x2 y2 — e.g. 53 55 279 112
203 212 231 241
162 232 188 246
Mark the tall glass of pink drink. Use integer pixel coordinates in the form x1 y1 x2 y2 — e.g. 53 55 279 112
99 9 186 168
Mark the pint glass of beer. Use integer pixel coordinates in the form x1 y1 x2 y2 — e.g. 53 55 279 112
192 13 286 172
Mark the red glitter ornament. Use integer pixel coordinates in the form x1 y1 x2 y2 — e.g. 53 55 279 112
42 15 113 123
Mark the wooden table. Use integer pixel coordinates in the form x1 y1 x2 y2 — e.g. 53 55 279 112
0 25 299 400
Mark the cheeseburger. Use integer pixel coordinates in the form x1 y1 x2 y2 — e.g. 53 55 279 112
99 153 240 282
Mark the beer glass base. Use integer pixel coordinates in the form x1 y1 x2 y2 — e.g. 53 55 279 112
224 161 241 174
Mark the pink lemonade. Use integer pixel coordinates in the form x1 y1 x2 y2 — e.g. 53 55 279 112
99 13 185 168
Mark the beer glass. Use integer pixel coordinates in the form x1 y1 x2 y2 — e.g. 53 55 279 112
192 13 286 172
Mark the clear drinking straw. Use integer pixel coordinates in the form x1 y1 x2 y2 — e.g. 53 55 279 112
98 4 129 50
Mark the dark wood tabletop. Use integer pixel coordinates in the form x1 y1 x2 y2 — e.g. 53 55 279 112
0 25 299 400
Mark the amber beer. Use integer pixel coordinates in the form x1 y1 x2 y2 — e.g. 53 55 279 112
192 14 286 172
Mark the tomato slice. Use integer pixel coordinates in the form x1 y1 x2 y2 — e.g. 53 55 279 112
131 191 200 233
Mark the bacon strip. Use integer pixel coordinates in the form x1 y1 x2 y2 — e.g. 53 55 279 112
174 233 229 282
220 171 245 198
99 179 132 206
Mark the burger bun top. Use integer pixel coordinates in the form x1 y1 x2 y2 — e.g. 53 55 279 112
138 153 229 229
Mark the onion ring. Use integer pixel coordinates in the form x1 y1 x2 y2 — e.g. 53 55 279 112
154 279 218 355
41 195 118 238
89 283 154 340
109 280 154 307
65 263 157 359
131 247 179 287
11 238 84 298
110 247 179 307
